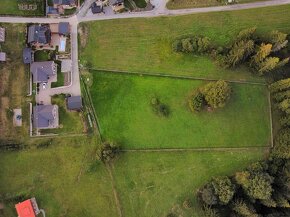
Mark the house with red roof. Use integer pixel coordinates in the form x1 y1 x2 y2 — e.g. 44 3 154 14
15 198 42 217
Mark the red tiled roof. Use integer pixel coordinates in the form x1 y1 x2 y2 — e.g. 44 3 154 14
15 199 36 217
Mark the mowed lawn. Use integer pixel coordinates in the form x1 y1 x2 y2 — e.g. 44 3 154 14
80 5 290 81
90 72 270 149
0 0 44 16
167 0 271 10
113 151 266 217
0 138 118 217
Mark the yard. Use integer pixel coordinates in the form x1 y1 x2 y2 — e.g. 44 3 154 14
79 4 290 82
166 0 271 10
89 71 271 149
0 137 118 217
0 0 45 16
112 150 266 217
0 23 30 143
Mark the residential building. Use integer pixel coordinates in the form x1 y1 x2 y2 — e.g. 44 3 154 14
28 24 51 47
58 22 70 36
46 6 59 17
33 105 59 129
30 61 57 83
91 2 103 14
53 0 76 9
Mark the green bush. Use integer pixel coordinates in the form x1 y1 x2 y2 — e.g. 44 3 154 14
188 90 205 112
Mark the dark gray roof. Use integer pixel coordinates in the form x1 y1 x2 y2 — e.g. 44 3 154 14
59 22 70 35
53 0 75 5
91 3 103 14
30 61 57 83
28 25 51 45
46 6 59 15
23 48 32 64
67 96 82 110
33 105 57 129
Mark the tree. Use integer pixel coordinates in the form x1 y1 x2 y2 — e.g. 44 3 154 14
201 80 232 109
269 78 290 93
97 142 120 163
197 36 211 53
188 90 205 112
236 27 257 41
273 90 290 102
251 43 272 64
226 40 255 67
280 115 290 127
278 98 290 114
211 176 235 205
181 38 194 53
200 183 218 205
232 199 259 217
244 173 274 200
257 57 280 75
272 128 290 159
267 30 288 52
202 205 220 217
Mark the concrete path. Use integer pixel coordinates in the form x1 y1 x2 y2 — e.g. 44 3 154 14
0 0 289 105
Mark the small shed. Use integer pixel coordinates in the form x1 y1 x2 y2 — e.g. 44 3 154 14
23 48 32 64
0 52 6 62
0 27 5 42
91 2 103 14
67 96 83 110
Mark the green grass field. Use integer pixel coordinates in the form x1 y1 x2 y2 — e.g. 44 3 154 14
166 0 271 10
89 71 271 149
80 5 290 82
0 137 118 217
113 151 266 217
0 0 44 16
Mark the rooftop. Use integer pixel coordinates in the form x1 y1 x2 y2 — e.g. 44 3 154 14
33 105 59 129
23 48 32 64
15 199 36 217
67 96 83 110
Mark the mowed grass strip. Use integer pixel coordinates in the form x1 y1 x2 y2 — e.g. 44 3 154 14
90 71 270 149
0 138 118 217
112 151 265 217
166 0 271 10
80 5 290 81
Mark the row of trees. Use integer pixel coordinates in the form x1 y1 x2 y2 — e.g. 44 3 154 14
172 28 289 76
188 80 232 112
199 157 289 217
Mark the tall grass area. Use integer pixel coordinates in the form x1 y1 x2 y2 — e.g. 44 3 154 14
80 5 290 81
89 71 271 149
0 137 118 217
113 151 266 217
167 0 271 10
0 0 44 16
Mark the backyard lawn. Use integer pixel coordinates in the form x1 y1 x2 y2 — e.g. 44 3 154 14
113 150 266 217
166 0 271 10
0 0 44 16
80 5 290 82
89 71 271 149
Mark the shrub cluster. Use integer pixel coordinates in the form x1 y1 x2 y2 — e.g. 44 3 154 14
188 80 232 112
172 36 212 54
96 141 120 163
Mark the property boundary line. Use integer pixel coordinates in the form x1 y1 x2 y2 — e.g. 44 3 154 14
84 67 267 86
121 146 270 153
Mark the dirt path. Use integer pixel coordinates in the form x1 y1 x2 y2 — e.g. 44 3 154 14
106 164 123 217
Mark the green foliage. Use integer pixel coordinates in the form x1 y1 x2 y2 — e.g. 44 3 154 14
225 40 254 67
272 128 290 159
200 183 218 205
273 90 290 102
250 43 272 66
267 30 288 52
232 199 258 217
97 141 120 163
202 205 220 217
151 97 170 117
245 173 273 200
257 57 280 75
278 98 290 114
201 80 232 109
188 90 205 112
269 78 290 93
236 27 257 41
172 36 212 54
280 115 290 127
211 176 235 205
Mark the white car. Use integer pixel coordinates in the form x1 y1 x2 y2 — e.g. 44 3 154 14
42 83 47 89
